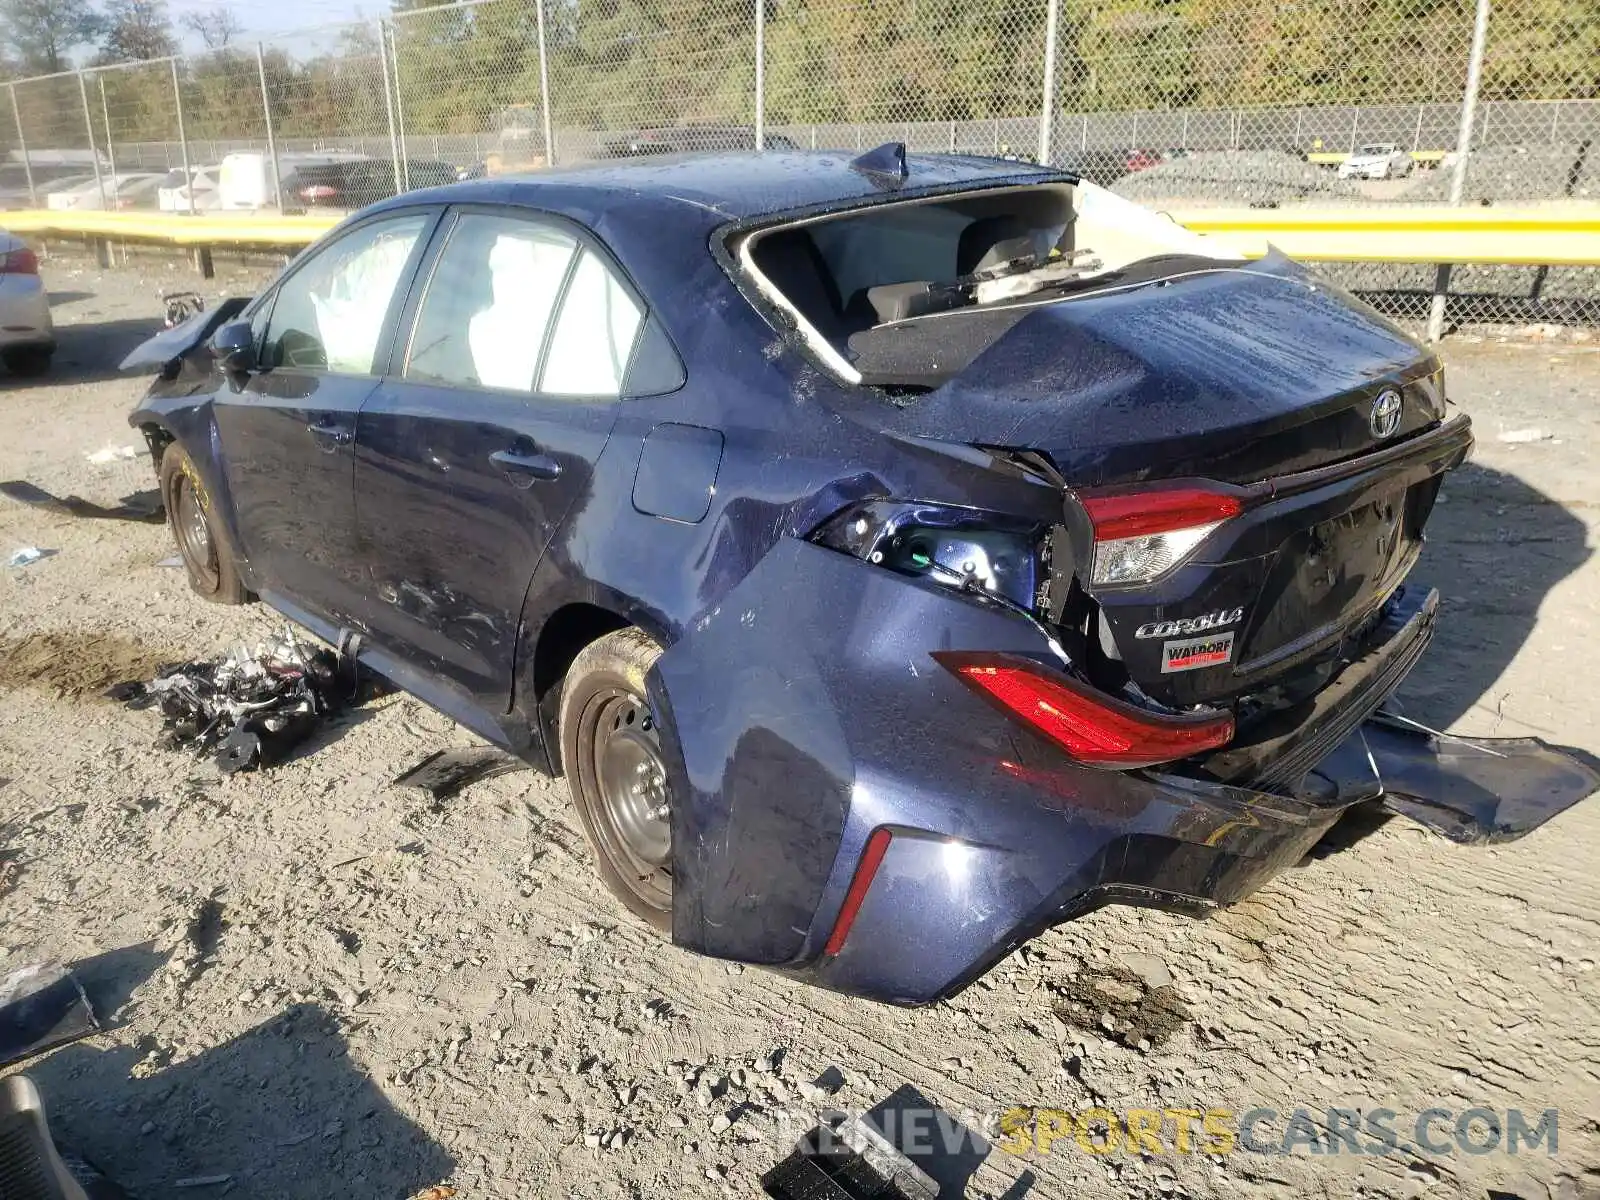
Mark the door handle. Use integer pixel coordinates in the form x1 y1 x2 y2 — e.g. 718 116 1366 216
307 418 353 450
489 448 562 486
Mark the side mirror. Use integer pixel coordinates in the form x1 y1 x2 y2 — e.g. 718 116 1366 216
211 321 256 372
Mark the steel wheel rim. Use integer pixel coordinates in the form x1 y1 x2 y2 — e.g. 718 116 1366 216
583 686 672 911
174 474 219 590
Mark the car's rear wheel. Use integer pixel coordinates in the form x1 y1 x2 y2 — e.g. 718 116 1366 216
559 628 672 933
159 443 249 605
2 346 52 378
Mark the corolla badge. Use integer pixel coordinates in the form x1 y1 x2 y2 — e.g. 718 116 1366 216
1370 389 1403 440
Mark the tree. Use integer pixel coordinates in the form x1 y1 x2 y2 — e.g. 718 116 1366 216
181 5 242 50
0 0 106 74
96 0 176 63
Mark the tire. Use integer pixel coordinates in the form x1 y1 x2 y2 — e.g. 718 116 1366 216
2 346 52 378
558 627 672 933
159 443 249 605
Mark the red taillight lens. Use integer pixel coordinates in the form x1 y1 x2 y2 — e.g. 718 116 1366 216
1 248 39 275
1082 488 1242 540
936 652 1233 768
300 185 337 200
1081 486 1243 586
822 828 893 956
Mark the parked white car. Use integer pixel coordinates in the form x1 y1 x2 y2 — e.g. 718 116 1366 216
45 172 167 211
157 165 222 212
0 229 53 377
1338 143 1414 180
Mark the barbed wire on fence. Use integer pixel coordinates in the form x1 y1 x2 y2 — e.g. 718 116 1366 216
1 0 1596 328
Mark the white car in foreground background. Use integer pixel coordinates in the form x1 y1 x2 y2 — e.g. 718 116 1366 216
158 165 222 212
0 230 53 377
45 172 166 211
1339 143 1414 180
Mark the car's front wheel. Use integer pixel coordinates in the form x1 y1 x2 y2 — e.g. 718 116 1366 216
159 443 249 604
559 628 672 933
1 346 52 378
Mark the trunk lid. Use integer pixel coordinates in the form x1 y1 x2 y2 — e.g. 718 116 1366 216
866 254 1446 487
853 254 1466 710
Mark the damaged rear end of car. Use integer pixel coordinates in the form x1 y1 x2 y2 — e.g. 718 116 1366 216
645 165 1599 1004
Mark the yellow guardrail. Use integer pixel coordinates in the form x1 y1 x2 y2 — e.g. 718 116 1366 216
1172 206 1600 266
2 209 340 246
6 203 1600 267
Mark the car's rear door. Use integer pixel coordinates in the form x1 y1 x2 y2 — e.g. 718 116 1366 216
212 208 436 627
351 206 643 714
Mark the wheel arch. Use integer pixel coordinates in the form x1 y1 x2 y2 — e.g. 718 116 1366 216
521 599 672 775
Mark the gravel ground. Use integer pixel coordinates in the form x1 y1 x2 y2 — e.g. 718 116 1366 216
3 264 1600 1200
1110 151 1366 206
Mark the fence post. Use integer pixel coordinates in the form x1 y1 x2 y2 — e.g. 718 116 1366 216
7 84 35 206
77 73 106 211
753 0 765 148
256 42 283 211
1428 0 1491 342
170 57 194 214
1037 0 1061 164
386 22 409 189
97 77 119 206
535 0 555 166
375 19 402 194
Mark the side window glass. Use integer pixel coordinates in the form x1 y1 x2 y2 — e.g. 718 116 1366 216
540 249 644 398
261 213 429 374
403 214 578 391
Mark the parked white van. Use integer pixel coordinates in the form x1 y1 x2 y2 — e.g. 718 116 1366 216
217 151 363 210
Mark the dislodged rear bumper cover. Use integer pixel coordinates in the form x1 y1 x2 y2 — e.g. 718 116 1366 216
646 539 1598 1005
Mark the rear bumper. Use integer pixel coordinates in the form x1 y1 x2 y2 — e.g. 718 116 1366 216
1202 583 1437 790
648 539 1381 1004
650 540 1596 1004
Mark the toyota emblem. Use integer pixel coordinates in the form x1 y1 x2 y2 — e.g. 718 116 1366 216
1370 389 1403 439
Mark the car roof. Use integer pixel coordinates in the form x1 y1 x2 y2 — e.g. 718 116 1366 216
379 149 1064 223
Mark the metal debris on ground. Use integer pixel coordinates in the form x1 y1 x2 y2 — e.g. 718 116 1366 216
106 626 357 774
0 480 164 523
393 746 527 801
163 291 206 328
0 963 99 1069
763 1111 938 1200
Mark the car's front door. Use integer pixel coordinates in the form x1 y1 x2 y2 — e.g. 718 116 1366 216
213 209 435 625
352 208 644 710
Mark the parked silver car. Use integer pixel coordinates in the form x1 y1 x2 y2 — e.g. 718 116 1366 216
1339 143 1414 180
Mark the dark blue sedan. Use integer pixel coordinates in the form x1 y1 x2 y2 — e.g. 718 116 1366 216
126 148 1597 1003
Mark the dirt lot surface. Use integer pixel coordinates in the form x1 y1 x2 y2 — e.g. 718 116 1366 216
2 262 1598 1200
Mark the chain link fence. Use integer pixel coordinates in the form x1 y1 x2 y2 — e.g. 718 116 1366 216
1 0 1596 329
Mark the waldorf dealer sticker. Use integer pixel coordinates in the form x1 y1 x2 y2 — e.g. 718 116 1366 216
1162 630 1236 673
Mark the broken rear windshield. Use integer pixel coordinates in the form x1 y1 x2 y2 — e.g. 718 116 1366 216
734 180 1243 388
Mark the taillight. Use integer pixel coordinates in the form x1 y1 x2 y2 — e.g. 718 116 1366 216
1081 487 1242 586
822 828 893 955
936 651 1233 768
300 185 337 201
0 247 39 275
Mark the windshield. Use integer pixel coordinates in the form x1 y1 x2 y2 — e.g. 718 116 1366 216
1357 144 1396 155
